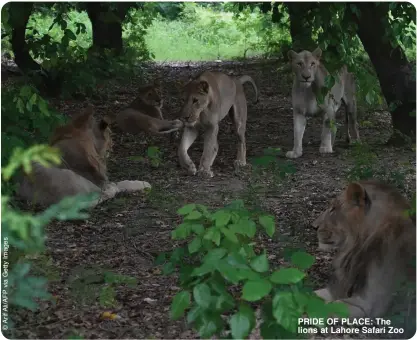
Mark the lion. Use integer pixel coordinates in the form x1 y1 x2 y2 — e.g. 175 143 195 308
286 47 360 159
108 83 183 135
17 105 151 208
177 71 258 178
312 180 415 318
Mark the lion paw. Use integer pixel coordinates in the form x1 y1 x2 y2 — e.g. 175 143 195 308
234 160 248 169
286 150 302 159
319 146 333 154
173 119 184 130
116 180 151 192
197 168 214 178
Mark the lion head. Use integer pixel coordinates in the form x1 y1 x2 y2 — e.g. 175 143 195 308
179 79 210 126
136 84 163 108
288 47 322 88
50 105 112 186
313 180 415 297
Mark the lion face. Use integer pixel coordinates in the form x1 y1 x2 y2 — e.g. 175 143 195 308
313 182 371 251
138 85 163 108
288 48 322 88
180 80 210 126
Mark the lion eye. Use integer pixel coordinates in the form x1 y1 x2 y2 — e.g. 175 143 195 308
297 62 303 67
311 62 316 66
330 207 335 213
192 98 198 104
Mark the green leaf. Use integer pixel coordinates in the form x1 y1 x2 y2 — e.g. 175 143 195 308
272 291 301 333
220 227 238 243
191 224 205 235
177 204 196 215
99 286 116 307
242 279 272 301
193 283 211 309
270 268 305 284
162 262 175 275
230 305 255 339
185 210 202 220
171 223 192 240
171 291 191 320
258 215 275 237
197 313 221 338
250 253 269 273
290 251 315 270
188 237 202 254
212 210 231 227
216 260 242 284
187 305 203 324
204 248 227 265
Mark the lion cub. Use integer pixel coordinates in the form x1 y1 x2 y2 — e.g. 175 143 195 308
178 71 258 178
286 48 360 159
109 83 183 135
313 180 415 318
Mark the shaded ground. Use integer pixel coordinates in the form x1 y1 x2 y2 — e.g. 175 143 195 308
8 60 416 339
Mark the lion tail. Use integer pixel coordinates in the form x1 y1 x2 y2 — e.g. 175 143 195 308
238 75 259 104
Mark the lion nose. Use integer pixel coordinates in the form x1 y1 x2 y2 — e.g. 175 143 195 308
303 75 311 81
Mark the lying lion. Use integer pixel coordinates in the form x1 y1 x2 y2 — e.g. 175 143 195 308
108 83 183 135
17 105 151 208
313 180 415 318
286 48 360 159
178 71 258 178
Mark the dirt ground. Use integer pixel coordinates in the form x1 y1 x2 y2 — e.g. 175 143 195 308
7 60 416 339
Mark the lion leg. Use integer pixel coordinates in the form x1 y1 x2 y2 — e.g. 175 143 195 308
319 110 336 154
178 126 199 175
198 125 219 178
286 112 306 159
230 102 248 168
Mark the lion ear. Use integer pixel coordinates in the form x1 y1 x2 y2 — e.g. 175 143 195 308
346 182 369 208
312 47 322 60
199 80 209 94
287 50 298 61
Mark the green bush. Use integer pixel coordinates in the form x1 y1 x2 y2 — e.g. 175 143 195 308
1 145 98 332
156 201 348 339
1 84 67 193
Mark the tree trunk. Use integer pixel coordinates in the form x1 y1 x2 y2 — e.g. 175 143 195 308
285 2 316 52
86 3 133 55
9 2 40 73
351 3 416 143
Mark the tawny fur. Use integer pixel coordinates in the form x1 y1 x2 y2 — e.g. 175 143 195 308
286 47 360 159
177 71 258 178
17 105 151 208
313 180 415 318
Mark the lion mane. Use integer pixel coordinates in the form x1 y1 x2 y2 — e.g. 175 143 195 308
313 180 415 318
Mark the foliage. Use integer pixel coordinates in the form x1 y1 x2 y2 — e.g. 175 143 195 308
67 266 137 307
1 84 67 194
345 142 414 190
308 3 415 110
156 201 348 339
1 146 98 331
2 4 151 97
145 4 290 61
